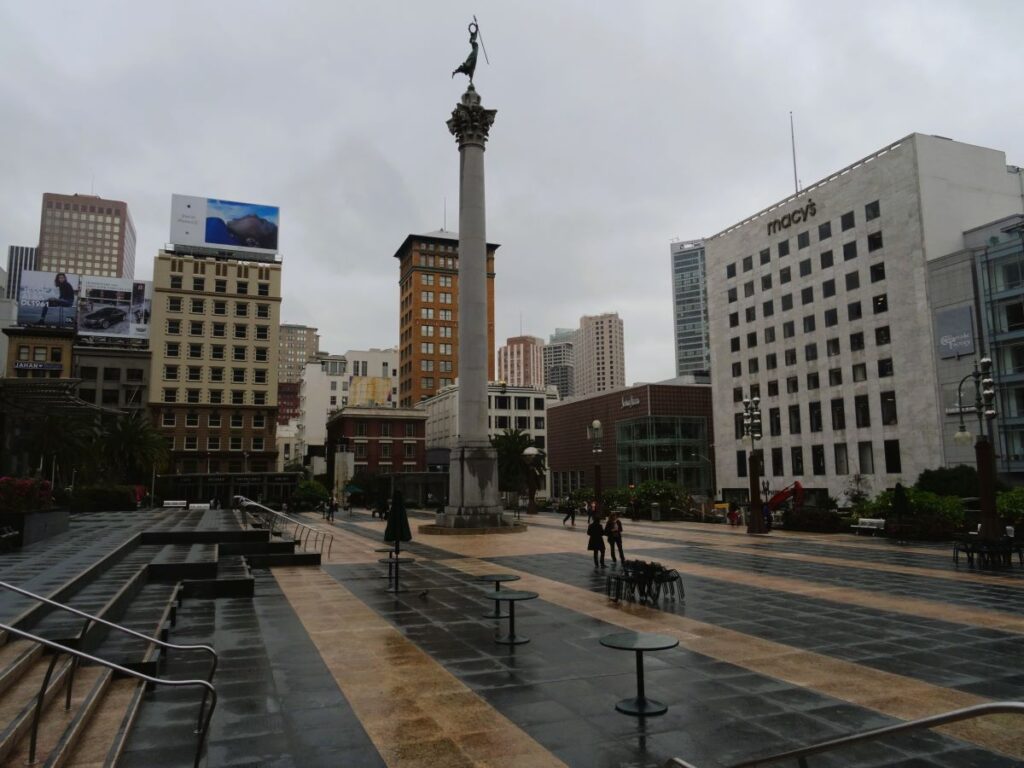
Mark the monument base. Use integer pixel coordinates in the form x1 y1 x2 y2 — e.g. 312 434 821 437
439 443 504 530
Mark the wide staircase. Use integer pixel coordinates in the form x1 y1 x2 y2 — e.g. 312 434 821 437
0 506 322 766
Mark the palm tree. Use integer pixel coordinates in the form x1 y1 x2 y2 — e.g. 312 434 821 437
491 428 547 514
102 410 169 484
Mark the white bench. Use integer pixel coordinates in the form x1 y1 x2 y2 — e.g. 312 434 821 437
850 517 885 535
164 500 188 509
188 503 211 511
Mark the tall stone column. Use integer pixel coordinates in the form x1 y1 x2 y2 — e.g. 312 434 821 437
442 84 504 527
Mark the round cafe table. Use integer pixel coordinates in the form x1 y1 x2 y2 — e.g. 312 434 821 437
478 574 521 618
491 589 538 645
375 548 398 580
599 631 679 716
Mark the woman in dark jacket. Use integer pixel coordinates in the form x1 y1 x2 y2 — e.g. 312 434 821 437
604 512 625 564
587 516 606 568
39 272 76 323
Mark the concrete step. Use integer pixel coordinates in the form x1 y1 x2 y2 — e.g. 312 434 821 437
62 677 141 768
148 543 219 580
0 653 73 764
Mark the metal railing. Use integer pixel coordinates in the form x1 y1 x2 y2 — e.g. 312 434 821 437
663 701 1024 768
0 622 216 768
0 579 218 766
236 497 333 558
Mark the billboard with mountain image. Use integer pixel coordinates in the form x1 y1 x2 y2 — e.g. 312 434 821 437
170 195 279 255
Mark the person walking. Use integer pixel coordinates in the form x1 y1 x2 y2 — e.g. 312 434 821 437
605 512 625 564
562 499 576 527
587 515 606 568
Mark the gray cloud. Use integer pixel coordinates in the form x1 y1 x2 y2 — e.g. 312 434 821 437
2 1 1022 382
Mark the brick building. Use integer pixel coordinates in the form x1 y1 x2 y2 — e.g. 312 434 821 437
547 378 714 499
393 230 497 407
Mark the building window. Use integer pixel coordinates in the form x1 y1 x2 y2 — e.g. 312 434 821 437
803 315 815 333
164 365 179 381
213 300 227 316
822 279 836 298
761 274 773 291
211 345 225 360
848 301 862 321
865 200 880 221
791 446 804 475
189 321 203 336
785 348 797 366
799 258 812 277
769 407 781 436
843 241 858 261
781 294 793 311
185 412 200 427
252 437 265 451
746 332 757 349
850 332 865 351
186 389 201 404
883 439 902 473
831 398 846 430
878 358 894 377
824 308 838 327
852 362 867 382
826 338 840 357
820 250 834 269
190 298 204 313
841 211 855 231
257 282 270 297
764 327 776 343
858 441 875 473
168 297 182 312
163 388 177 403
187 366 202 382
788 404 801 434
167 320 181 335
209 390 223 404
737 449 747 478
811 444 826 475
875 326 890 346
797 231 810 249
256 304 270 319
854 394 871 427
828 367 842 386
184 435 198 451
232 368 246 384
235 302 249 317
233 346 246 361
780 266 791 284
873 294 888 314
805 343 818 362
215 279 227 293
170 275 183 289
162 412 176 427
236 281 248 295
729 312 739 328
801 286 813 305
765 353 777 370
867 231 883 252
845 271 860 291
253 414 265 429
207 436 220 450
870 263 886 283
230 436 243 451
778 240 790 257
759 248 770 265
819 221 832 240
234 325 248 339
231 391 245 405
254 347 268 362
256 326 269 340
742 255 753 272
767 379 779 396
188 343 203 359
165 342 180 358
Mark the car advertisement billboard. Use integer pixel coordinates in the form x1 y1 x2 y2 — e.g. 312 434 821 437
170 194 279 255
17 270 80 329
77 276 152 339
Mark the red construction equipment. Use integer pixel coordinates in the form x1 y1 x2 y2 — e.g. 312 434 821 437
766 481 804 513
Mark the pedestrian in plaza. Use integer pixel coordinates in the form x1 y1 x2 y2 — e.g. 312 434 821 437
562 498 576 527
605 512 625 564
587 515 606 568
328 498 337 522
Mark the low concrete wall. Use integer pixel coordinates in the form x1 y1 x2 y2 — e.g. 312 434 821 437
0 509 70 547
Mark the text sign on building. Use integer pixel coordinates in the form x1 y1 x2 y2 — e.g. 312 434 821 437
767 198 816 235
935 306 975 359
14 361 63 371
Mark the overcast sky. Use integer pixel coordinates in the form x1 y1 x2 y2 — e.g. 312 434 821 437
2 1 1022 384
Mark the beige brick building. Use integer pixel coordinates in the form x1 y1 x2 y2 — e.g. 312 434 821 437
147 251 281 474
278 323 319 384
38 193 137 279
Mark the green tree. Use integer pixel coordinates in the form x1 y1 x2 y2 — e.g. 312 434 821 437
996 487 1024 526
102 410 169 484
291 479 329 511
915 465 979 498
491 429 546 514
16 413 98 487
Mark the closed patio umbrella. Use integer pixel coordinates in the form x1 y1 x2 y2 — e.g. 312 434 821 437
384 490 412 555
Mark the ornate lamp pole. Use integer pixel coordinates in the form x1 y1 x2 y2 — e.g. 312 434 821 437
589 419 603 518
953 356 1000 540
743 394 767 534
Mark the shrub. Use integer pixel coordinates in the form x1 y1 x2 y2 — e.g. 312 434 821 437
865 487 965 540
996 487 1024 527
71 485 137 513
290 479 329 511
782 506 843 532
0 477 53 512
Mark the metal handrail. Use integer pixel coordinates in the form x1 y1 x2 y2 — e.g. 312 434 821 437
663 700 1024 768
237 497 333 558
0 622 216 768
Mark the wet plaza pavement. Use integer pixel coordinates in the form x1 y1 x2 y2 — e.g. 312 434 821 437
264 510 1024 767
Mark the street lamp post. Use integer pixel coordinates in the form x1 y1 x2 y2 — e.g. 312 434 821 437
522 445 541 515
588 419 603 518
953 356 1000 540
743 394 767 535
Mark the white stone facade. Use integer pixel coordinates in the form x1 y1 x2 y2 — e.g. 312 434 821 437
707 133 1024 501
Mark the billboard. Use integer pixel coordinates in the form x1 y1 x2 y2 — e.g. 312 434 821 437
170 194 279 255
17 271 80 329
77 276 152 339
935 306 975 359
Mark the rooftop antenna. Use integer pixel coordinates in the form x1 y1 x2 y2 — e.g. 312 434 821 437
790 111 800 194
473 15 491 65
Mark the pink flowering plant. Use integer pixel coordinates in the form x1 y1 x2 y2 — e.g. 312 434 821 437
0 477 54 513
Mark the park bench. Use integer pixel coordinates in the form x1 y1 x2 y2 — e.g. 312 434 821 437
188 502 211 511
164 500 187 509
850 517 886 536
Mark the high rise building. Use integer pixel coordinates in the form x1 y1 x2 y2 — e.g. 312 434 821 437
497 335 544 388
278 323 319 383
38 193 136 279
393 230 497 407
5 246 36 299
542 328 575 400
342 347 398 408
573 313 625 397
147 251 281 474
671 239 711 377
707 133 1024 502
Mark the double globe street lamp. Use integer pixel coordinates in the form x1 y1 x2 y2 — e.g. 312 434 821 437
953 356 1001 541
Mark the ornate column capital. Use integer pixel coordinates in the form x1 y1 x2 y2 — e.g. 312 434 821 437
447 85 497 148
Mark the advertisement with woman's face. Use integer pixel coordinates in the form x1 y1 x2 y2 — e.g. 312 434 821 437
17 270 80 329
